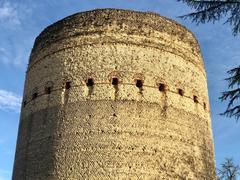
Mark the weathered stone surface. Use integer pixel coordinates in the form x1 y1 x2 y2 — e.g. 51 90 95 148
13 9 216 180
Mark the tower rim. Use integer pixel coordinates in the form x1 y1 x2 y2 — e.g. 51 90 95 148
39 8 195 36
34 8 200 48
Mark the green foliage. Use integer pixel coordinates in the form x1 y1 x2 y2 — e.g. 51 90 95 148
177 0 240 36
220 66 240 120
217 158 240 180
178 0 240 120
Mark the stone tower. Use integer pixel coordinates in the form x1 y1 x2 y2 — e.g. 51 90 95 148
13 9 216 179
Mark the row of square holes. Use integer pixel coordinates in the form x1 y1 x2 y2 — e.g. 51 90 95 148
135 79 200 104
28 77 204 108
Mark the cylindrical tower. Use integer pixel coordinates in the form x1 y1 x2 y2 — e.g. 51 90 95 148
13 9 216 179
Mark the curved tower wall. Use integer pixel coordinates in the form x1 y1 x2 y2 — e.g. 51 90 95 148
13 9 216 179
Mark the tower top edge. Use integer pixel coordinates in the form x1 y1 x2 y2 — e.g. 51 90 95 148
30 8 204 71
36 8 198 42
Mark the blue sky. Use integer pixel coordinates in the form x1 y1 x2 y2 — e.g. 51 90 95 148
0 0 239 179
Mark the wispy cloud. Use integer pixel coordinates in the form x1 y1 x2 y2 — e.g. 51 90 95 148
0 169 11 180
0 139 4 144
0 89 22 113
0 46 29 68
0 48 5 53
0 175 8 180
0 0 35 68
0 0 35 29
0 1 20 25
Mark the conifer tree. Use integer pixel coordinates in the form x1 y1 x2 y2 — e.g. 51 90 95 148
220 66 240 120
217 158 240 180
177 0 240 36
178 0 240 120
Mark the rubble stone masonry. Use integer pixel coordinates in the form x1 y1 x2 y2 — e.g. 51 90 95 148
13 9 216 180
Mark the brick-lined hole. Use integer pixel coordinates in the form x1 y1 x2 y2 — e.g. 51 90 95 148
65 82 71 89
23 100 27 107
158 83 166 92
45 87 52 94
203 102 207 110
32 92 38 100
136 79 143 88
178 89 184 96
193 95 199 103
86 78 94 86
112 78 119 86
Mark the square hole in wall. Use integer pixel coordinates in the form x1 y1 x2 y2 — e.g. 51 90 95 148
136 79 143 88
86 78 94 86
112 78 119 86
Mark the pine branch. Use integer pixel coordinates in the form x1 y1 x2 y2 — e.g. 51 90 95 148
225 66 240 88
178 0 240 35
217 158 240 179
220 66 240 120
178 4 228 24
178 0 240 10
221 105 240 120
220 88 240 107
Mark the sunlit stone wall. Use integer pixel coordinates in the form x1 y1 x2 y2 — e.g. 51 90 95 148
13 9 216 180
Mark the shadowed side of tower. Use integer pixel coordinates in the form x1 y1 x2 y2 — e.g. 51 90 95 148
13 9 216 179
